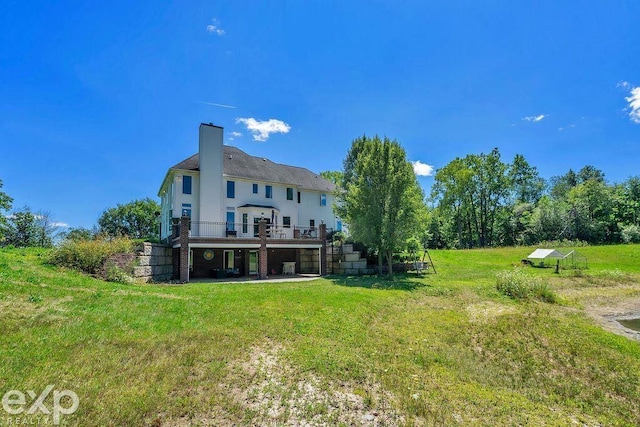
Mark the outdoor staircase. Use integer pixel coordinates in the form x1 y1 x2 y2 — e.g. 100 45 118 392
326 243 374 275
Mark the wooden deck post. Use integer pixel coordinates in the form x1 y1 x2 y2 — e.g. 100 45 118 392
179 216 190 283
258 219 268 279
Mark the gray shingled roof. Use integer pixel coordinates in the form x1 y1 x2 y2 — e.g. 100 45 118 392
171 146 336 192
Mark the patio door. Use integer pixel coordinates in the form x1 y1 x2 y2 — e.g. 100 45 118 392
249 251 258 275
224 250 234 270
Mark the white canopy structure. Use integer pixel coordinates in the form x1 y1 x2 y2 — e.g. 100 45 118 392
525 248 588 269
527 249 565 260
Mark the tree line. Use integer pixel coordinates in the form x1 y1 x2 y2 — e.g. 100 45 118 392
0 179 160 247
428 149 640 248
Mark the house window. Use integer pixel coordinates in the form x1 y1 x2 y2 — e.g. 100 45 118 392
283 216 291 228
226 210 235 231
182 176 192 194
286 187 294 200
266 185 273 199
242 213 248 233
310 219 315 227
253 183 258 194
181 203 191 218
337 220 342 232
320 193 327 206
227 181 235 198
297 191 301 203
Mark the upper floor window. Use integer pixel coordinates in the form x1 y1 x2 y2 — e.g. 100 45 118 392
182 175 192 194
252 183 258 194
266 185 273 199
297 191 301 203
227 181 235 198
320 193 327 206
286 187 294 201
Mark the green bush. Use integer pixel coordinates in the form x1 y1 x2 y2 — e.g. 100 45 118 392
621 224 640 244
48 237 134 276
496 268 556 303
104 264 135 284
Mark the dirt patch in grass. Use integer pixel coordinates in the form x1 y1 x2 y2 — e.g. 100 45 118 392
163 342 402 426
466 301 518 323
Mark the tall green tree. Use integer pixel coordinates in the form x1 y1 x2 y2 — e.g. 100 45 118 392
319 171 344 187
0 179 13 244
98 198 160 240
509 154 545 204
4 207 55 247
338 135 425 276
432 148 510 247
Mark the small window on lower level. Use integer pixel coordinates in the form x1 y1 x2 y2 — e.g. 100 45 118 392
283 216 291 228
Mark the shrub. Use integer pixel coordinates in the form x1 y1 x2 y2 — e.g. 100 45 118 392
49 237 134 276
496 268 556 303
104 264 135 284
621 224 640 244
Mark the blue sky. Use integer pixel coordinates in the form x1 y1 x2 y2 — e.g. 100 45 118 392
1 1 639 229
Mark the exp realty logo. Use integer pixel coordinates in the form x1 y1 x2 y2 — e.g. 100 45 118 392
2 385 79 425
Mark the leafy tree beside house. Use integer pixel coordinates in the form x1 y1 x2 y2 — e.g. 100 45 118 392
98 198 160 240
337 135 425 276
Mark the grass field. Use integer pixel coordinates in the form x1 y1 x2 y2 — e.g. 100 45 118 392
1 245 640 426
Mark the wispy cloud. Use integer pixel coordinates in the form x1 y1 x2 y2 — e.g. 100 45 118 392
622 83 640 124
522 114 546 122
206 18 225 36
228 131 243 141
558 124 576 132
236 118 291 142
412 161 435 177
196 101 236 109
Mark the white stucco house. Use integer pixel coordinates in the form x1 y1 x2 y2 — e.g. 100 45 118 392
158 123 342 281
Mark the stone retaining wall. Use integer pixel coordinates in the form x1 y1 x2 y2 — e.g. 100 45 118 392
133 242 173 282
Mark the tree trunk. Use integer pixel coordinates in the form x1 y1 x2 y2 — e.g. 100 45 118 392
386 251 394 277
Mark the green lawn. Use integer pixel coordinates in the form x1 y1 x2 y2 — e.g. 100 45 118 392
1 245 640 426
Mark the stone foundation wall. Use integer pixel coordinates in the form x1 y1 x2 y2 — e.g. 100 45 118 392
133 242 173 282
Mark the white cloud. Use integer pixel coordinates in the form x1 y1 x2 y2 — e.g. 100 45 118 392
51 221 70 228
230 131 243 137
625 85 640 124
522 114 546 122
206 18 225 36
618 80 631 89
412 161 435 177
236 118 291 141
